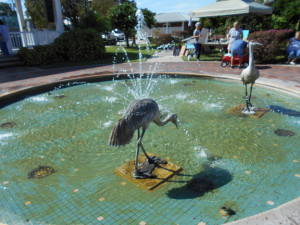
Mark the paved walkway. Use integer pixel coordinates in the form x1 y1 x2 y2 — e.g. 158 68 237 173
146 50 184 62
1 61 300 98
0 52 300 225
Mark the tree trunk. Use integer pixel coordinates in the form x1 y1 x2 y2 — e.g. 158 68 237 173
125 35 130 48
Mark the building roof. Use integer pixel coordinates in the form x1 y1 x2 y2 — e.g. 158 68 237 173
155 12 198 23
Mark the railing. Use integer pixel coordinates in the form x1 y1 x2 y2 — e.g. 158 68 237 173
9 31 60 49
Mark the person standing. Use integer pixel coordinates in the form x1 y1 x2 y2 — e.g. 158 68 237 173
191 22 203 61
230 39 248 69
131 34 137 48
287 31 300 65
0 19 10 56
227 21 243 53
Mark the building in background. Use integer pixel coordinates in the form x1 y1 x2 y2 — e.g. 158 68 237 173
152 12 198 37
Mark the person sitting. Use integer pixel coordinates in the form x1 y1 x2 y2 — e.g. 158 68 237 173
287 31 300 65
230 39 248 69
0 19 10 56
227 22 243 53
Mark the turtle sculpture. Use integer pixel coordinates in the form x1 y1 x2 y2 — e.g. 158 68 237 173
219 206 236 216
28 166 56 179
0 122 16 128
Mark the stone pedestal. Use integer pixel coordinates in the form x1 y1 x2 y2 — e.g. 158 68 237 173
114 153 182 192
227 104 269 119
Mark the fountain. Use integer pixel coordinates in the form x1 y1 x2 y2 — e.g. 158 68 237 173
0 10 299 225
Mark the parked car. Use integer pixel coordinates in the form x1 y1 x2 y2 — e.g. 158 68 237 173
101 32 117 45
111 29 125 40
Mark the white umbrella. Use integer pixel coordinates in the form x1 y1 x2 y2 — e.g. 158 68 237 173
190 0 272 18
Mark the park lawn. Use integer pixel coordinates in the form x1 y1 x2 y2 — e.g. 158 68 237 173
105 44 158 63
182 49 223 62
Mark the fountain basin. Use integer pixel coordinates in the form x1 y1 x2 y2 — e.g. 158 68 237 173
0 73 299 225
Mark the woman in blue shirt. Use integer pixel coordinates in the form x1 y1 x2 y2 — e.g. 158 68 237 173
227 22 243 53
287 31 300 65
0 19 10 56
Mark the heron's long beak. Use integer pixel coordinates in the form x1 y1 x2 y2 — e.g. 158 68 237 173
174 121 178 129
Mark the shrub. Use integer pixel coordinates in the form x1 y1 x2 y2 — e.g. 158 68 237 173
248 29 295 63
172 30 189 39
18 29 105 65
152 33 173 46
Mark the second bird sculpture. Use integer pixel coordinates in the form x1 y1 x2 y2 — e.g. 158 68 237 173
109 98 178 179
241 40 262 114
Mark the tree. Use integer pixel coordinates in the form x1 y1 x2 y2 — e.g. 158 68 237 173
272 0 300 30
25 0 50 29
108 1 137 47
141 8 156 29
78 10 110 32
0 2 16 16
108 1 156 47
61 0 86 28
91 0 118 16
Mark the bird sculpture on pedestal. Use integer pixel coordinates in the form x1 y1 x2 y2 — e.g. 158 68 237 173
109 98 178 179
241 41 262 114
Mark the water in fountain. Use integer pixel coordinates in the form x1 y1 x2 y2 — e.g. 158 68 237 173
111 9 161 100
1 77 300 224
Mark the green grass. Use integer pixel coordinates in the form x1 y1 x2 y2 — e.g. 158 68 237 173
182 49 223 61
105 44 158 63
39 44 158 69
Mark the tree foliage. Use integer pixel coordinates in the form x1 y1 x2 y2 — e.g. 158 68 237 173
272 0 300 30
61 0 86 28
141 8 156 29
91 0 118 16
108 1 156 47
0 2 16 16
108 2 136 47
200 0 300 36
25 0 50 29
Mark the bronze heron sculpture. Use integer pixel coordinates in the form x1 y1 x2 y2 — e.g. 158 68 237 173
241 41 262 114
109 98 178 178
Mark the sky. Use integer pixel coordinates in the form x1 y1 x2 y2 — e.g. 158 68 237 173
135 0 216 14
0 0 216 15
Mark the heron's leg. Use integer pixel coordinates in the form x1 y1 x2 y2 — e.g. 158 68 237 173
244 84 250 111
248 83 254 107
138 128 152 161
140 143 152 161
134 129 141 174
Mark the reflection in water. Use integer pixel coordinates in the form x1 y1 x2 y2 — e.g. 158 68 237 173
267 105 300 117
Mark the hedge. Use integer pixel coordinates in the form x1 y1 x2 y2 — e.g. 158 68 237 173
248 29 295 63
18 29 105 66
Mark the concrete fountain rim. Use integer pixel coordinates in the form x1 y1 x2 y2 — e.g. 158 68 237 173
1 72 299 108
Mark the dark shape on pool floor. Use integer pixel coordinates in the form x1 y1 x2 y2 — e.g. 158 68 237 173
219 206 236 216
0 121 16 128
274 129 296 137
28 166 56 179
267 105 300 117
166 165 232 199
53 95 66 99
183 83 195 86
187 178 215 193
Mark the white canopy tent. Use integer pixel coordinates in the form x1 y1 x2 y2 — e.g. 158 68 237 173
190 0 272 18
